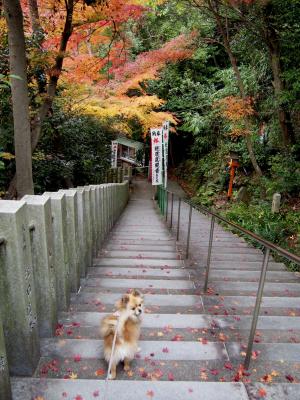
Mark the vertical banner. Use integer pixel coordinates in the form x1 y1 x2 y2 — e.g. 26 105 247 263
151 128 163 185
162 121 170 188
111 141 118 168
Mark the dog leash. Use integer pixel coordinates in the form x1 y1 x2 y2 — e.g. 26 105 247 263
103 311 120 400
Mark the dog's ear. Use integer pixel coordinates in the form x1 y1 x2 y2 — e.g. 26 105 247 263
121 294 130 305
132 289 142 298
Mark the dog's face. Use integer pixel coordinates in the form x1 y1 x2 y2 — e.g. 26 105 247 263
117 289 144 320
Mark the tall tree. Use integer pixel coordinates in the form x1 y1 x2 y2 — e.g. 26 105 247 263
3 0 34 197
190 0 262 175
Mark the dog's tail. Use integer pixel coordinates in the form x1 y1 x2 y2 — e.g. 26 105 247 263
100 316 118 338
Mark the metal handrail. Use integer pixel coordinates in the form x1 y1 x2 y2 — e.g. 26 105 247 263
156 185 300 370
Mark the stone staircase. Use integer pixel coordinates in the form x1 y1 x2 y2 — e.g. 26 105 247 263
11 180 300 399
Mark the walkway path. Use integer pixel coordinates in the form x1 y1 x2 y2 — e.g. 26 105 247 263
11 179 300 399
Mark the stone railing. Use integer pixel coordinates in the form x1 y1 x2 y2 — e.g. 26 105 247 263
0 180 129 399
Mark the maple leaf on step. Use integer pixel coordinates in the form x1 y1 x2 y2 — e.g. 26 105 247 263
285 374 294 382
95 368 105 376
162 347 169 353
147 390 154 398
69 372 78 380
257 388 267 398
168 372 175 381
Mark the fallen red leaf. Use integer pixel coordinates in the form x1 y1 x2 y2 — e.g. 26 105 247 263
168 372 175 381
95 368 105 377
285 374 294 382
147 390 154 398
257 388 267 398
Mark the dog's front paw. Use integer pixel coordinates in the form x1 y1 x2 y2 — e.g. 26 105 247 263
108 372 116 380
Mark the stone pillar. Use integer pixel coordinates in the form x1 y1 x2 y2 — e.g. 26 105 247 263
23 195 57 337
0 201 40 375
83 186 93 262
44 192 70 311
59 190 80 292
272 193 281 213
0 318 12 400
89 186 97 256
76 188 88 277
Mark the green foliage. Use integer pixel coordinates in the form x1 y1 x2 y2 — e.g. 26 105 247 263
262 152 300 196
32 102 116 193
223 202 300 269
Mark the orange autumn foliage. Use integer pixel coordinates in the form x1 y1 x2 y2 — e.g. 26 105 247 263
215 96 255 137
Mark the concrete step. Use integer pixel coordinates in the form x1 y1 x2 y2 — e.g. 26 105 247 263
83 277 195 290
93 258 183 268
107 239 175 246
105 244 176 252
203 295 300 309
59 311 300 331
87 266 192 279
226 342 300 362
11 378 250 400
210 269 300 283
194 261 286 271
70 292 202 307
40 338 229 361
209 281 300 296
99 250 179 260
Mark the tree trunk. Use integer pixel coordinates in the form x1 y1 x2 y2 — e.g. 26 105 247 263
3 0 34 198
262 6 295 146
28 0 41 35
5 0 74 198
211 2 262 176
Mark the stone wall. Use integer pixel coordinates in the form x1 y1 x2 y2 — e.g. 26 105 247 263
0 180 129 398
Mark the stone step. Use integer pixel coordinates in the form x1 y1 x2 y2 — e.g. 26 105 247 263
209 281 300 296
70 292 202 307
87 267 192 279
55 322 300 343
99 250 179 260
246 383 300 400
40 338 229 361
226 342 300 362
11 378 250 400
195 261 286 271
111 233 173 239
107 239 175 246
203 295 300 309
59 312 300 331
93 258 183 268
83 277 195 290
210 269 300 283
105 244 176 252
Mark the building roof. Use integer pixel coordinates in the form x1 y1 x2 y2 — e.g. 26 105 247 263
116 137 144 151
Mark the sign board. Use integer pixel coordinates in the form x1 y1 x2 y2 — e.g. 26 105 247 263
151 128 163 185
111 141 118 168
162 121 170 188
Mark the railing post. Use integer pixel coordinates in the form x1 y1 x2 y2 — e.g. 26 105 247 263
165 191 169 221
204 215 215 293
0 318 12 400
244 247 270 370
170 192 174 229
176 197 181 241
185 204 193 259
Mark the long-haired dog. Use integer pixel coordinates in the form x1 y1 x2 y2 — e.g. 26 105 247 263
100 289 144 379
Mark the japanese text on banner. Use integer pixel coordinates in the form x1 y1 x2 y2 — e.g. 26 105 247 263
111 141 118 168
151 128 163 186
162 121 169 188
